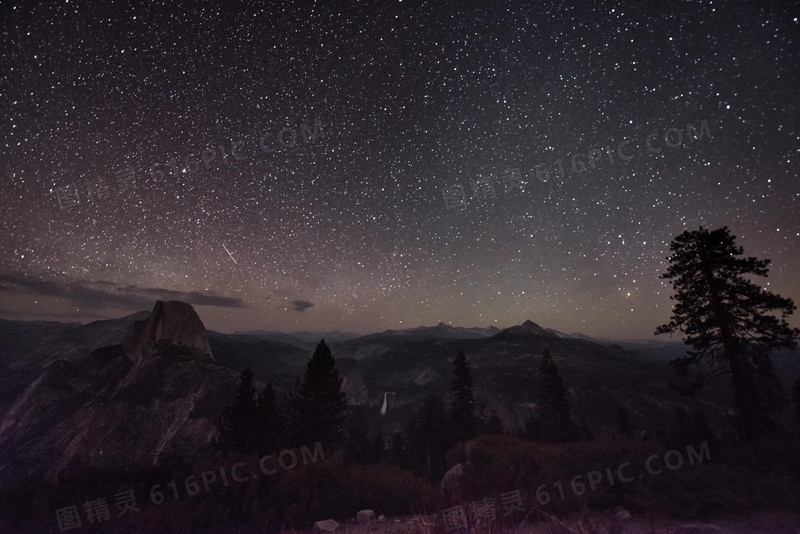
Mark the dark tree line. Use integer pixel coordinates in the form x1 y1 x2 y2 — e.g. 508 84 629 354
216 368 284 454
216 228 799 480
385 350 510 481
216 338 592 483
518 347 587 443
216 342 510 481
216 339 346 454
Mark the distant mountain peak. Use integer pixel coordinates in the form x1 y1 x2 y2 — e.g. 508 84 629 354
127 301 214 364
498 320 552 338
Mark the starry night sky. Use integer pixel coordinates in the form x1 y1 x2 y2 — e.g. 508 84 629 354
2 1 798 339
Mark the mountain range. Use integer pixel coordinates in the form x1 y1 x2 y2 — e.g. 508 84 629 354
1 301 799 492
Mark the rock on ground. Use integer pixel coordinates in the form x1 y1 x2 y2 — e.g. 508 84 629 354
356 510 376 524
313 519 340 532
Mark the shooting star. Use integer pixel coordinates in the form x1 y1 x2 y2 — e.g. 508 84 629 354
222 243 238 265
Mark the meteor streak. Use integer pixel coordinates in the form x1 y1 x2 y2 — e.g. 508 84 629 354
222 243 238 264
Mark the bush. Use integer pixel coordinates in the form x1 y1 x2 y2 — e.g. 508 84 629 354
450 434 800 519
262 462 441 528
339 464 442 516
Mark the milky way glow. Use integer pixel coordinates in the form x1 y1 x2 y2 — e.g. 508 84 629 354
2 2 798 338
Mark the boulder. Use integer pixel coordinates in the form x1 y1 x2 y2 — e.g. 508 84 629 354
614 506 632 521
313 519 340 532
356 509 376 524
440 462 466 501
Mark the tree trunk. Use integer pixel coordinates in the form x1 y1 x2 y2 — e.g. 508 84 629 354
699 246 761 442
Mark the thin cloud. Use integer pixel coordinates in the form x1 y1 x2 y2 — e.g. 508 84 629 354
292 300 314 312
0 274 246 310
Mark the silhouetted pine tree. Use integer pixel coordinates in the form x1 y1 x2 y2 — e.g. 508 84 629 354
256 382 283 453
406 393 451 481
217 368 259 454
538 347 577 442
450 350 477 442
279 376 301 443
656 226 799 442
748 344 788 432
291 340 348 447
616 406 633 436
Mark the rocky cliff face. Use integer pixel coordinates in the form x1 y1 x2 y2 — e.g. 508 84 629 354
0 301 232 489
0 312 749 493
128 300 214 364
0 350 235 488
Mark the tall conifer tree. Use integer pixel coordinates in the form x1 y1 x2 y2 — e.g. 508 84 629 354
656 226 799 441
406 393 450 480
291 340 348 446
217 367 259 453
451 350 477 441
256 381 283 452
538 348 576 442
